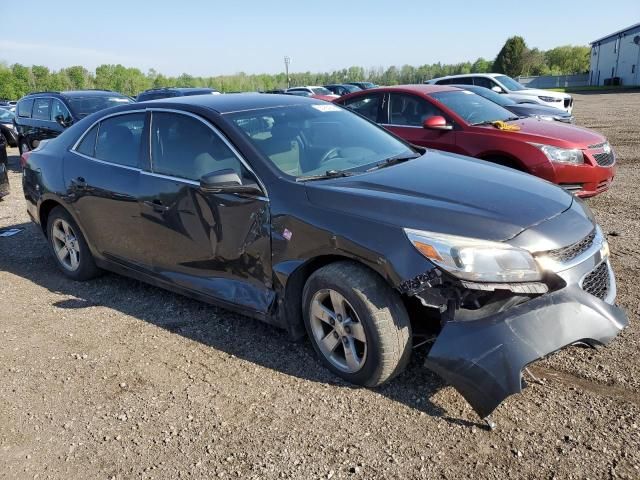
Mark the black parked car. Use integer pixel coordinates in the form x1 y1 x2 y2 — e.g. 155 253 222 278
14 90 134 153
136 87 220 102
452 84 574 123
0 132 9 199
22 94 627 420
0 109 18 147
346 82 378 90
323 84 362 96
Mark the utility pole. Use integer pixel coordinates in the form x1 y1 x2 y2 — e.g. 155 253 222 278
284 56 291 89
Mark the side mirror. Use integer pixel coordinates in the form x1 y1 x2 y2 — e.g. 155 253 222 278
491 85 504 93
55 115 72 128
199 168 263 196
423 116 453 131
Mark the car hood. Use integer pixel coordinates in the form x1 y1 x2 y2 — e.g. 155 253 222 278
305 151 573 242
474 117 605 148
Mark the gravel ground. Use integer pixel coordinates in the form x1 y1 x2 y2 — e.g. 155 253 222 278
1 93 639 479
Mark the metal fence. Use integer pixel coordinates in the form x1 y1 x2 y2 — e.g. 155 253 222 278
515 74 589 88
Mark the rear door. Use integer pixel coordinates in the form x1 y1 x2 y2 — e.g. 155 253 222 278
137 110 273 314
64 111 148 267
339 92 384 123
382 93 459 153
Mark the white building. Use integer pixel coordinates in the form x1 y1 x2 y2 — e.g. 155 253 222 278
589 22 640 86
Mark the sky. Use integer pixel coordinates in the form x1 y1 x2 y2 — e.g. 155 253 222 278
1 0 638 77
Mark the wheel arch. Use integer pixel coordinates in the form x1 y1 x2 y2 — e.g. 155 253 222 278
38 198 64 237
478 152 527 172
276 254 390 340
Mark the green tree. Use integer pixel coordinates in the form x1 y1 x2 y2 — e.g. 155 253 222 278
494 36 528 77
471 57 492 73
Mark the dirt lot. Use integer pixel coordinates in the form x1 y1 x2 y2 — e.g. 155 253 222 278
1 93 639 480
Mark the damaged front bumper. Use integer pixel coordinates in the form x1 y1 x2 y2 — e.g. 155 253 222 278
424 256 628 418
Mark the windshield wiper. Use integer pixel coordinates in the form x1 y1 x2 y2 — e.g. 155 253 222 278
366 152 421 171
296 170 355 182
473 117 521 126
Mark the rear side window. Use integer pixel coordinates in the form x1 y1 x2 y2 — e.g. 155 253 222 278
75 124 99 156
94 113 145 167
17 98 34 118
150 112 250 182
341 94 381 122
389 93 443 126
453 77 473 85
32 98 51 121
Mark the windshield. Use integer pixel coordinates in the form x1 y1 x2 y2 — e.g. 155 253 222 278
227 103 414 178
0 109 14 121
311 87 333 95
462 86 515 107
431 90 515 125
495 75 526 91
65 95 133 118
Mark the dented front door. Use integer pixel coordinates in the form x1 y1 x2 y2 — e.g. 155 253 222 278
138 173 273 314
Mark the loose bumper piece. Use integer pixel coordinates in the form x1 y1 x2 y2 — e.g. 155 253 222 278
424 285 628 418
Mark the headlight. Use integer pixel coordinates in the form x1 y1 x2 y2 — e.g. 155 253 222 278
538 96 562 102
403 228 542 283
535 115 555 122
530 143 584 164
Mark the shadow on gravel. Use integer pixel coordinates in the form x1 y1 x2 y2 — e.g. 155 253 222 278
0 220 486 429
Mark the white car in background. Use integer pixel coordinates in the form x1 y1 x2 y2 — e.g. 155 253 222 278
285 86 339 99
425 73 573 113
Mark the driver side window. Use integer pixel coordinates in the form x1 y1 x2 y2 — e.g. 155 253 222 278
150 112 253 183
51 99 72 124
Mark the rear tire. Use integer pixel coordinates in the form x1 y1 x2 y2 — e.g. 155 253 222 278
46 206 100 281
302 261 412 387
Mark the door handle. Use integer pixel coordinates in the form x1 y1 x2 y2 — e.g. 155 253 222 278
71 176 87 189
143 199 170 213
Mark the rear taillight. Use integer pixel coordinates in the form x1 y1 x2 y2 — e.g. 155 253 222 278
20 151 31 169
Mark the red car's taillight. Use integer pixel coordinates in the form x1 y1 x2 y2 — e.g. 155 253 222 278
20 151 31 169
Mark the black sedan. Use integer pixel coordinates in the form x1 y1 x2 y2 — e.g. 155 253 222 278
0 109 18 147
0 132 9 199
22 94 626 421
452 84 575 123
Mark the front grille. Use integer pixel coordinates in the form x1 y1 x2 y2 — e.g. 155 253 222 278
582 262 610 300
593 151 615 166
597 180 610 190
545 230 596 263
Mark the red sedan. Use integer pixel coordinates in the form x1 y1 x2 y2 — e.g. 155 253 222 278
335 85 615 197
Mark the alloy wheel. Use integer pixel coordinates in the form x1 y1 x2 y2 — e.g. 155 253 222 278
51 218 81 271
309 288 367 373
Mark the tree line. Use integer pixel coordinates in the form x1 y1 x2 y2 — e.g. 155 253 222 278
0 37 590 99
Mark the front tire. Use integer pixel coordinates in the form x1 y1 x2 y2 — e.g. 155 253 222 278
46 207 100 281
303 261 412 387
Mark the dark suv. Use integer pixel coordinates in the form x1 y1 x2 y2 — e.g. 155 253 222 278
136 87 220 102
15 90 133 153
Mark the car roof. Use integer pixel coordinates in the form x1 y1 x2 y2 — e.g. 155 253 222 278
140 87 217 94
138 92 329 114
368 84 460 94
431 73 502 81
24 90 126 98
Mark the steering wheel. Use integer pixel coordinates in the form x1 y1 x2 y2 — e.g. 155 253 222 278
319 147 342 164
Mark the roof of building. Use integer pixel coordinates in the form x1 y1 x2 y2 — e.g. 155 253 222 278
590 22 640 45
